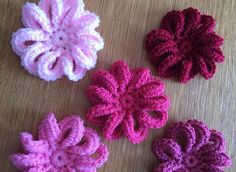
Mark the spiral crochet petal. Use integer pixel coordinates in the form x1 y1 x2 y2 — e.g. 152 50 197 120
86 60 170 144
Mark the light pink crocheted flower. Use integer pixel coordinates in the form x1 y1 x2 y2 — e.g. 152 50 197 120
10 113 109 171
12 0 104 81
152 119 231 172
86 61 170 144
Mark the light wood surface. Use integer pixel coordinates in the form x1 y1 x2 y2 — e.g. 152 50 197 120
0 0 235 171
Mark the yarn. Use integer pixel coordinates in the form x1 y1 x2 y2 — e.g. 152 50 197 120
10 113 109 172
152 119 231 171
145 7 224 83
86 60 170 144
11 0 104 81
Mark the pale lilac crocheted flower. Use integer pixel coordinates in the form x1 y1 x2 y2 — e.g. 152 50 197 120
152 119 231 172
12 0 104 81
86 61 170 144
10 113 109 171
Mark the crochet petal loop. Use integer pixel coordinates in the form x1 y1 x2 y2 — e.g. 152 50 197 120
86 60 170 144
145 7 224 83
20 133 49 153
167 122 196 152
10 113 109 172
58 115 84 148
11 28 49 56
152 119 231 171
75 12 100 31
152 139 182 162
160 11 184 38
22 3 52 32
38 113 60 148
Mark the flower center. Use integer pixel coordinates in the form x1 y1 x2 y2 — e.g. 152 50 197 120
178 39 192 56
119 94 134 110
51 150 68 168
51 28 71 53
183 153 198 168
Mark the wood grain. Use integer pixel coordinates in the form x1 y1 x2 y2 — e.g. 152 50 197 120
0 0 235 171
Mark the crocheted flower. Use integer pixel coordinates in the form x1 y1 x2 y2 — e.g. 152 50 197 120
152 119 231 172
145 7 224 83
10 113 109 171
12 0 104 81
86 61 170 144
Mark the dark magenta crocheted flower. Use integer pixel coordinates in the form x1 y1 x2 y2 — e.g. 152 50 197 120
86 61 170 144
145 7 224 83
152 119 231 172
10 113 109 172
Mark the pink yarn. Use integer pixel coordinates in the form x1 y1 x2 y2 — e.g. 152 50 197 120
86 61 170 144
10 113 109 171
152 119 231 172
11 0 104 81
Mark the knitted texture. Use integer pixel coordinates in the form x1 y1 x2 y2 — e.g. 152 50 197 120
10 113 109 172
86 60 170 144
12 0 104 81
145 7 224 83
152 119 231 172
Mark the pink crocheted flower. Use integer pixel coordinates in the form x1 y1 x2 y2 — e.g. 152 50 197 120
10 113 109 171
145 7 224 83
152 119 231 172
12 0 104 81
86 61 170 144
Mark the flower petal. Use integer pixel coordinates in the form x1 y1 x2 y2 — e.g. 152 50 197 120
67 128 100 156
22 2 52 32
167 122 196 153
201 152 231 167
10 153 49 170
194 15 216 35
200 48 224 63
38 0 64 27
62 0 85 21
109 61 131 93
74 12 100 31
138 110 168 129
86 85 115 105
87 104 119 125
91 70 118 94
28 165 53 172
123 113 149 144
179 59 198 83
21 42 51 75
196 33 224 48
197 163 225 172
145 29 173 51
182 8 201 36
103 112 125 140
20 133 49 153
37 51 64 81
62 57 87 81
75 143 109 169
38 113 60 148
199 57 216 79
154 161 182 172
58 115 84 148
137 96 170 111
152 139 182 162
11 28 49 56
160 10 185 38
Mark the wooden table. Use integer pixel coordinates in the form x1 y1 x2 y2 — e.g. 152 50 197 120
0 0 235 171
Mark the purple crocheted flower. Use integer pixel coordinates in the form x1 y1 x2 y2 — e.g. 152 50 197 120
152 119 231 172
10 113 109 171
12 0 104 81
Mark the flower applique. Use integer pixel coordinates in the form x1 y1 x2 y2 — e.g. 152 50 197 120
145 7 224 83
12 0 104 81
86 60 170 144
10 113 109 172
152 119 231 172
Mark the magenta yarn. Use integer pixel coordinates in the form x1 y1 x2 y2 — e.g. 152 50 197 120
152 119 231 172
11 0 104 81
86 60 170 144
10 113 109 172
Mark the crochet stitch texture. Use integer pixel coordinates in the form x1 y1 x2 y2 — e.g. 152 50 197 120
145 7 224 83
12 0 104 81
86 60 170 144
10 113 109 172
152 119 231 172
